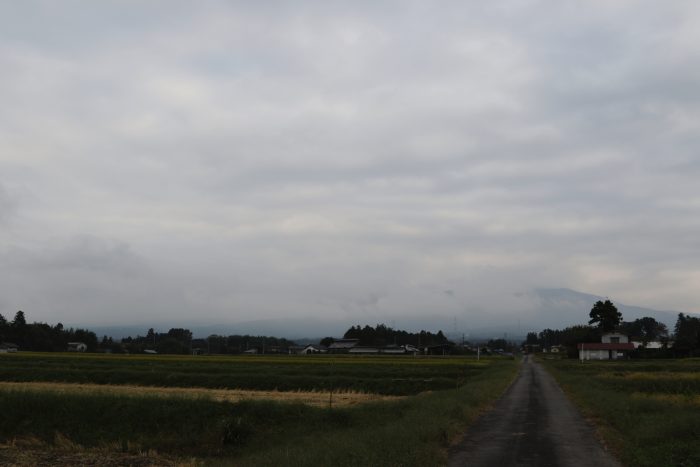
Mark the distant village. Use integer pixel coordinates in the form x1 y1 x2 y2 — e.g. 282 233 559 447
2 301 700 358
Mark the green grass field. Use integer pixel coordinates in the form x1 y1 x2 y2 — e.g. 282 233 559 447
541 358 700 467
0 353 518 466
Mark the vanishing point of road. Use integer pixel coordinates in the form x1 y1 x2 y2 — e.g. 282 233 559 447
448 355 621 467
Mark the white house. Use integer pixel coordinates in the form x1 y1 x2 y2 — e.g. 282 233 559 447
578 333 634 360
601 333 629 344
67 342 87 352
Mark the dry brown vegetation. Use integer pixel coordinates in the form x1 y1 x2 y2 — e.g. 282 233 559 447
0 446 187 467
0 381 402 408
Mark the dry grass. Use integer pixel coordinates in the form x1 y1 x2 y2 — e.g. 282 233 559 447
0 381 402 408
628 391 700 407
0 443 193 467
597 371 700 381
0 435 196 466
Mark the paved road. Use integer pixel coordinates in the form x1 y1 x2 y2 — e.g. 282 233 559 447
448 355 621 467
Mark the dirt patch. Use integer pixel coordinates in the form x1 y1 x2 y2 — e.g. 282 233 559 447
0 381 402 407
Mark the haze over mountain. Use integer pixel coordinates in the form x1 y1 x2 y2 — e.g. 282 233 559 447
86 288 691 341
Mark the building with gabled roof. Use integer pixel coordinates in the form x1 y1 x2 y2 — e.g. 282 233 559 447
327 339 359 353
578 333 634 360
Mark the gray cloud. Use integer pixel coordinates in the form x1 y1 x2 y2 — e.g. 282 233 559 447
1 1 699 330
0 183 16 224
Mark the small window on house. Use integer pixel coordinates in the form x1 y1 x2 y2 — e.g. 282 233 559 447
610 337 620 344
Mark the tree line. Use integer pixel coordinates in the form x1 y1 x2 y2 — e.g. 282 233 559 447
339 323 450 347
0 310 296 355
121 329 296 355
0 310 98 352
1 311 454 355
524 300 700 357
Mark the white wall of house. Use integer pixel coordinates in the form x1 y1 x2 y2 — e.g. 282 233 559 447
632 340 664 349
579 349 626 360
601 333 629 344
580 349 608 360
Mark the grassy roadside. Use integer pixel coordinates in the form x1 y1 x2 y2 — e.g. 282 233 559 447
540 357 700 467
0 358 518 466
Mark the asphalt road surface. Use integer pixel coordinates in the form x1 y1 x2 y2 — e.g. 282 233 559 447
448 355 621 467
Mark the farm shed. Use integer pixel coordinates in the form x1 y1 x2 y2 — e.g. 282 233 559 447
0 342 19 353
381 346 407 355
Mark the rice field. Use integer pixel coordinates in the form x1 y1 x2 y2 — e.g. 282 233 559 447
0 352 518 466
0 352 484 395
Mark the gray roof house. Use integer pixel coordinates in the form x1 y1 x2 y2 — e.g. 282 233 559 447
328 339 359 353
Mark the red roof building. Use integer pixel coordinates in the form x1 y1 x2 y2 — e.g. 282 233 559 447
578 334 635 360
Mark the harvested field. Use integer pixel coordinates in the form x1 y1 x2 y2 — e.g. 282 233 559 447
0 381 400 407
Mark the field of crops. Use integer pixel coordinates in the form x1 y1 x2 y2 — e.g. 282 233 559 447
542 358 700 467
0 352 518 466
0 352 482 395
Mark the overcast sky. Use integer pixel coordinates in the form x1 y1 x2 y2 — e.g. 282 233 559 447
1 1 699 329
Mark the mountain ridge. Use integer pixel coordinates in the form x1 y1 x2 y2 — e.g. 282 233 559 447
80 288 696 341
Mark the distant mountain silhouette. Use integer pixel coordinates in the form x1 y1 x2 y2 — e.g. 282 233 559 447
530 288 685 329
84 288 694 341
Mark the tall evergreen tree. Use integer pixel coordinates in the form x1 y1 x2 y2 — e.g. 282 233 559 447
673 313 700 355
588 300 622 332
12 310 27 328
